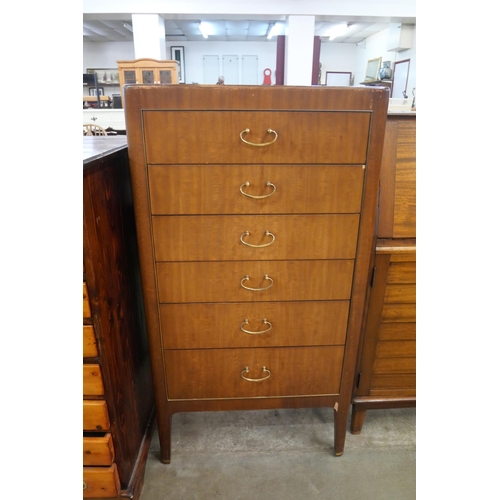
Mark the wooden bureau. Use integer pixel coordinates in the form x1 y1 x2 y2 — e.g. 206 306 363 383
83 137 155 498
124 85 389 462
351 113 416 433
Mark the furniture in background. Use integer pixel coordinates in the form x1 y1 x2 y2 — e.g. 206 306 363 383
350 112 416 433
124 84 389 463
83 124 108 136
83 136 154 499
117 58 180 100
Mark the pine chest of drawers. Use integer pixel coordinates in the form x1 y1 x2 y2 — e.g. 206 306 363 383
124 85 389 462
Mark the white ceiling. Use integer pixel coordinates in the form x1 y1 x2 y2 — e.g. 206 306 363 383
83 15 415 43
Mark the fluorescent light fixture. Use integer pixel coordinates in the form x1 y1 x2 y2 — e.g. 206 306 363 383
199 22 209 38
329 23 349 40
123 22 133 32
267 23 280 40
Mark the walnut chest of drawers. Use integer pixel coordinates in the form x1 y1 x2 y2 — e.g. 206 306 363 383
124 85 389 462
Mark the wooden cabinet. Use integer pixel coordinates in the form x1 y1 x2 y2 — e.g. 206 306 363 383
117 58 179 100
124 85 389 462
351 113 416 433
83 137 155 498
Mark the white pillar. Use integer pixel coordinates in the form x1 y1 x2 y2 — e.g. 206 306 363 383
131 14 167 60
284 15 315 86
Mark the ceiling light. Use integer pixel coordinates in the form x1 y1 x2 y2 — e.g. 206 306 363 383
329 23 349 41
199 22 209 38
123 23 133 32
267 23 280 40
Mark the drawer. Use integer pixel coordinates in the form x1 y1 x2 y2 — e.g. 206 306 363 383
144 110 371 164
83 464 120 498
373 356 416 375
378 322 416 341
381 303 416 323
164 346 344 399
371 374 416 394
148 165 364 215
387 262 416 284
375 340 416 358
160 301 350 349
384 284 416 303
83 400 110 431
156 260 354 303
83 364 105 396
83 433 115 466
152 214 360 261
83 325 98 358
83 282 92 318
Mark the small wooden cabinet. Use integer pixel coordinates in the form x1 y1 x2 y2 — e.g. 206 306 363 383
117 58 179 99
83 137 155 498
124 84 389 462
351 113 416 433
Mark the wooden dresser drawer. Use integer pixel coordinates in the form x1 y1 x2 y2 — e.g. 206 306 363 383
148 165 365 215
164 346 344 400
83 433 115 466
144 110 371 165
83 364 105 396
156 260 354 303
83 464 120 498
83 325 98 358
83 400 110 431
152 214 360 261
160 301 349 349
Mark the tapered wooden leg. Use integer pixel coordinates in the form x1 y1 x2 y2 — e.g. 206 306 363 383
157 413 172 464
333 404 348 456
350 405 367 435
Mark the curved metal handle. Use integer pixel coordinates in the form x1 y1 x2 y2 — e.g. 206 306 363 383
83 482 88 490
240 274 274 292
240 318 273 335
241 366 271 382
240 231 275 248
240 181 276 199
239 128 278 147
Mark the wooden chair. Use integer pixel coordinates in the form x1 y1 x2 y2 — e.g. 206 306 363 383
83 124 108 136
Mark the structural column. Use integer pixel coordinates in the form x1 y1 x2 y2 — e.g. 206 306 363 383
131 14 166 60
284 15 315 86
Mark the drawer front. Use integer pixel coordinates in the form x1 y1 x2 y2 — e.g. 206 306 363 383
160 301 349 349
144 110 371 164
165 346 344 400
148 165 365 215
83 464 120 498
152 214 360 261
387 261 416 284
83 282 92 318
83 433 115 466
83 325 98 358
378 322 416 341
373 356 416 374
156 260 354 303
83 400 110 431
83 364 105 396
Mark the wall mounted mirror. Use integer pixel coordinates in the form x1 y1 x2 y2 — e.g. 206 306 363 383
392 58 410 98
364 57 382 82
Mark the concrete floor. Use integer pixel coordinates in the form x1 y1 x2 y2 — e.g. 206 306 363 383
139 406 416 500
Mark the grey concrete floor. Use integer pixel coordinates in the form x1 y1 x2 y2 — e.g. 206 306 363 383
140 406 416 500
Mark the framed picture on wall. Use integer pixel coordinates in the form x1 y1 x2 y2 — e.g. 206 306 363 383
87 68 120 85
171 46 185 83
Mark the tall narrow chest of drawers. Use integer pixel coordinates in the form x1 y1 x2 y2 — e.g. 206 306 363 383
124 85 389 462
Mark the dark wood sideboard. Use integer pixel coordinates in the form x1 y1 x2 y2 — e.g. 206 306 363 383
351 113 416 433
83 136 155 498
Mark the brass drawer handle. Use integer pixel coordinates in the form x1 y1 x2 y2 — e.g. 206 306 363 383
240 230 275 248
239 128 278 147
240 274 274 292
240 318 273 335
83 481 87 490
241 366 271 382
240 181 276 199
